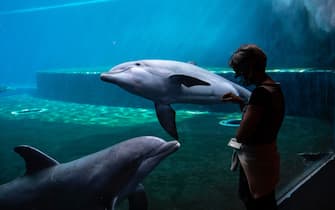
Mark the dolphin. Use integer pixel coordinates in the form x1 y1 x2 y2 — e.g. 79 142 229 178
0 136 180 210
100 59 251 139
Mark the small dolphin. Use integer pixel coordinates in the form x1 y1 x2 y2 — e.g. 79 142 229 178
100 59 251 139
0 136 180 210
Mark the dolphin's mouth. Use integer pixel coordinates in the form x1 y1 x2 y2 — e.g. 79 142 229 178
100 73 111 82
150 140 180 158
100 71 127 83
100 66 129 81
136 140 180 172
131 140 180 181
115 140 180 201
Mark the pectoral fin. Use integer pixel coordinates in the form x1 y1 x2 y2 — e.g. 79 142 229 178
111 196 118 210
169 74 210 87
155 103 179 140
128 184 148 210
110 184 148 210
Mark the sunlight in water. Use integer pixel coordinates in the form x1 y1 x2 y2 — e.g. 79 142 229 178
0 0 116 15
0 95 209 127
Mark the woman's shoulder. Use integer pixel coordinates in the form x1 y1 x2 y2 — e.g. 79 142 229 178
249 86 272 105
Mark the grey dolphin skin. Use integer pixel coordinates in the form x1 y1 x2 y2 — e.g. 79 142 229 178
0 136 180 210
100 59 251 139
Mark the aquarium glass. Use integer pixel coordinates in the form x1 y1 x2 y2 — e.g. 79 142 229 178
0 1 334 210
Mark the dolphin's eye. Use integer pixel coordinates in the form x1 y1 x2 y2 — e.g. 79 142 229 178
135 63 141 66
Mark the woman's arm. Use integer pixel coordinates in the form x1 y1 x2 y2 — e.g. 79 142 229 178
221 93 247 111
235 104 265 143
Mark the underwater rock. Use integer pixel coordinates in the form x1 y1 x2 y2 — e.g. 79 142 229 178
0 136 180 210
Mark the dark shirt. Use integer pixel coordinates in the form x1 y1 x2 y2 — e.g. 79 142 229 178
245 83 285 145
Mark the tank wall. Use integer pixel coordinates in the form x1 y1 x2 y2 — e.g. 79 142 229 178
36 71 335 122
270 71 335 122
36 72 152 108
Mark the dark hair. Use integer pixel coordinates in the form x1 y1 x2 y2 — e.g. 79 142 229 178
229 44 267 73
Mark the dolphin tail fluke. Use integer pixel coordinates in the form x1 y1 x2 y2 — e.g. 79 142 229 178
154 103 179 140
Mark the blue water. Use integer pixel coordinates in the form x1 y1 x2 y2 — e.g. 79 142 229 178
0 0 334 86
0 1 334 209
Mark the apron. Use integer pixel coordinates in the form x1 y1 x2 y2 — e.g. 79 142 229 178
231 142 280 199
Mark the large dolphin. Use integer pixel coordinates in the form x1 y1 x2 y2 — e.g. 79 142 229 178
100 59 251 139
0 136 180 210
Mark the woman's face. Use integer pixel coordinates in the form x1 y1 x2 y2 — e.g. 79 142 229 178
233 66 253 86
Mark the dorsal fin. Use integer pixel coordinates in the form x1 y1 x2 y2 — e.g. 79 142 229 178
169 74 210 87
14 145 59 175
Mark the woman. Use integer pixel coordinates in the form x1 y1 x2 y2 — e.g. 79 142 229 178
223 44 285 210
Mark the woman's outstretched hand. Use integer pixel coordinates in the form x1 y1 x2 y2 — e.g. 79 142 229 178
221 93 244 104
222 93 247 111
